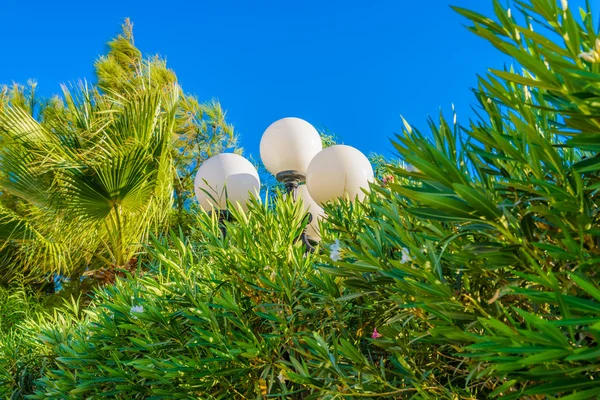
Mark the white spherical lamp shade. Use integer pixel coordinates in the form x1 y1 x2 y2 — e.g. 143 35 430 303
306 145 374 205
260 117 323 175
194 153 260 211
296 184 325 241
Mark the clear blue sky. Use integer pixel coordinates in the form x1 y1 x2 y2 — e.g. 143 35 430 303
0 0 592 161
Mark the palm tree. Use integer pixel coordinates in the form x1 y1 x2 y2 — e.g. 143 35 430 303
0 80 177 283
94 19 238 229
0 20 238 285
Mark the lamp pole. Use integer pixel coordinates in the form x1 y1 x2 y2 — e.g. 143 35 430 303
276 170 305 201
217 209 230 238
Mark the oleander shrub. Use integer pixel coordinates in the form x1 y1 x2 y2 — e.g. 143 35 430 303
32 197 430 399
0 286 47 398
320 0 600 398
0 287 82 399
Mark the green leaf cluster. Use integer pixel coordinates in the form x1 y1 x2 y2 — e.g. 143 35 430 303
320 1 600 397
0 20 238 284
31 198 428 398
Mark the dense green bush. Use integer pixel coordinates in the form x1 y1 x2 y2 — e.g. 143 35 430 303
31 197 483 399
27 200 352 398
322 1 600 398
30 198 381 398
0 287 82 399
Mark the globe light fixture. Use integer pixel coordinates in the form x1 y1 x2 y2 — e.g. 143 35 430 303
259 117 322 193
194 153 260 212
306 144 374 205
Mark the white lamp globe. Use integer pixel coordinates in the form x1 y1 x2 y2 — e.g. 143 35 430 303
296 184 325 241
306 145 374 205
194 153 260 211
260 117 323 176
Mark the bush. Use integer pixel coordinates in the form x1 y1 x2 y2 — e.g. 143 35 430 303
320 1 600 398
0 287 82 399
31 198 399 398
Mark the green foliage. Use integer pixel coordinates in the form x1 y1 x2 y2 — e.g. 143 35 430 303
0 82 177 282
1 1 600 399
0 285 46 334
28 198 354 398
27 196 458 399
0 81 41 117
0 20 239 284
0 286 82 399
94 19 238 230
319 1 600 398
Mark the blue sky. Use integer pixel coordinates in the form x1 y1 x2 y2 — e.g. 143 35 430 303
0 0 593 161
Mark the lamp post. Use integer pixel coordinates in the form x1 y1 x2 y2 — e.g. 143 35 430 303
194 117 374 248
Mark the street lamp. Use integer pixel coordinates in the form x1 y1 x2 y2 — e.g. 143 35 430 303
194 117 373 245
